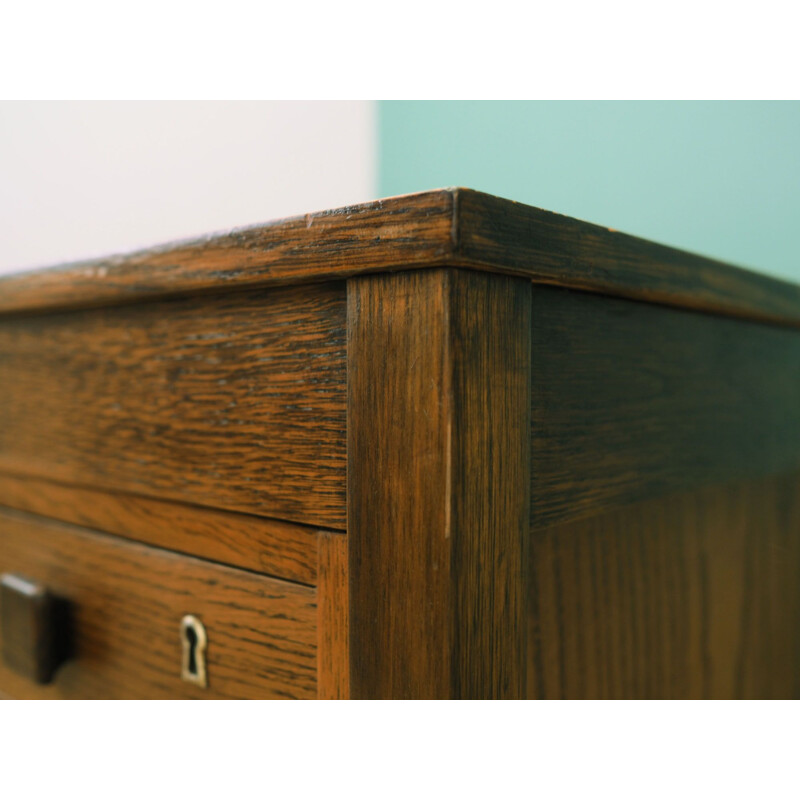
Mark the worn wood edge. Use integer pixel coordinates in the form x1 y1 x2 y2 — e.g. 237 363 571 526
454 188 800 329
317 531 349 699
3 188 800 329
0 471 321 585
0 190 457 315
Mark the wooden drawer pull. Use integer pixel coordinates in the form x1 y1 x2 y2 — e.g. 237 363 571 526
0 573 74 685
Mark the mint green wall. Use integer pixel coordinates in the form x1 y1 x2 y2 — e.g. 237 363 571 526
378 101 800 282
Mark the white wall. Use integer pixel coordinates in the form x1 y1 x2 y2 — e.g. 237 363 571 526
0 102 375 275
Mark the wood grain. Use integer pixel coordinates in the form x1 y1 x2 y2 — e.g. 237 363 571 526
0 507 317 699
3 188 800 329
0 472 319 585
317 531 349 699
0 282 346 529
348 269 530 699
532 286 800 529
528 473 800 699
455 189 800 327
0 191 455 314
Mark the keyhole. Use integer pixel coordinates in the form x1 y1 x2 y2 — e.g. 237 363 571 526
180 615 208 688
185 625 198 675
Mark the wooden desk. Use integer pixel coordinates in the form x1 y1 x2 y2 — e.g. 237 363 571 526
1 188 799 698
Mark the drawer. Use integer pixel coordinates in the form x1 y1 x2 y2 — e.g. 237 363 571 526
0 507 317 699
0 283 346 529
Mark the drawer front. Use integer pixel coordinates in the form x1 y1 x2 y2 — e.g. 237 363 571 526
0 283 346 529
0 508 317 699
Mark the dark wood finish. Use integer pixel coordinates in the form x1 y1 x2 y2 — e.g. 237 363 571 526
0 472 319 585
3 190 800 700
4 189 800 329
1 573 73 684
0 283 346 529
0 508 317 699
532 286 800 530
0 191 455 314
528 473 800 699
348 269 530 699
455 189 800 327
317 531 349 699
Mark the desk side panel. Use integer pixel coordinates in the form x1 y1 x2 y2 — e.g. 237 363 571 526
528 474 800 699
530 287 800 698
532 287 800 530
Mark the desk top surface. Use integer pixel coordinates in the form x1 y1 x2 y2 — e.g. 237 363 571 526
2 188 799 328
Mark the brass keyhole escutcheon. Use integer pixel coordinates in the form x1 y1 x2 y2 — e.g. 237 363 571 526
180 615 208 688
